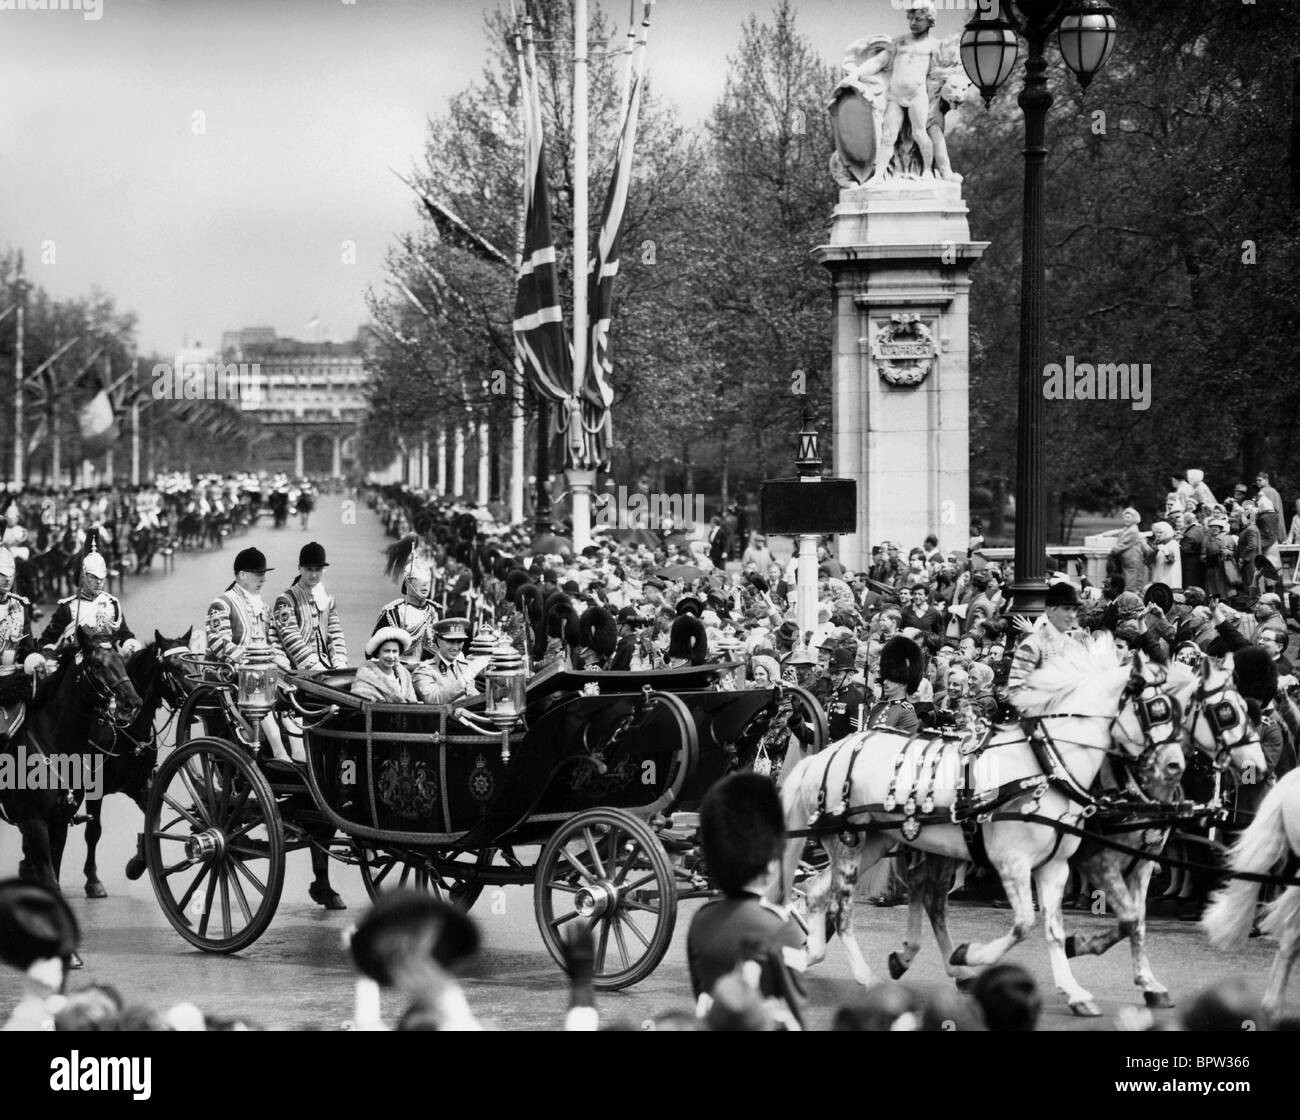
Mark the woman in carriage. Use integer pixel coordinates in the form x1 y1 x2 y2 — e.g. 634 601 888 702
352 628 418 704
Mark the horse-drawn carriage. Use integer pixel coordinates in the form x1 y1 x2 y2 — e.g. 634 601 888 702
141 653 825 988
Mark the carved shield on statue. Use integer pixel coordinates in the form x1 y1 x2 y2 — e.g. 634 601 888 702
829 86 876 186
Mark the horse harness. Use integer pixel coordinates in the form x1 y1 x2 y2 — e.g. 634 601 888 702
804 673 1193 871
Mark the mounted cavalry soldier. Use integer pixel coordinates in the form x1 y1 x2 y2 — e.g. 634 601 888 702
270 542 347 673
0 548 45 746
377 535 439 663
412 618 479 705
37 536 141 659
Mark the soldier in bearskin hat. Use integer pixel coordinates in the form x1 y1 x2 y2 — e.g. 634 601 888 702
866 635 923 733
577 605 618 671
687 773 806 1029
666 614 709 667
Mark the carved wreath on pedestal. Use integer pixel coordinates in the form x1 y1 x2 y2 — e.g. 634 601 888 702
872 313 936 387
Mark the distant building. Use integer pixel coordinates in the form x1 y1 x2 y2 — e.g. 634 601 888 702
220 326 375 477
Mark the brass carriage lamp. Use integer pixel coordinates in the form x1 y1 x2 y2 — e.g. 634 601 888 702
237 640 280 720
485 641 527 728
713 633 746 692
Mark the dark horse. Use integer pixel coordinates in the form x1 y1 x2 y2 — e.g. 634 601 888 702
0 631 142 912
79 629 192 898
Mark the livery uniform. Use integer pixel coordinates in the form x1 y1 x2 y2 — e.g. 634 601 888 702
271 582 347 672
1007 617 1083 701
206 584 276 666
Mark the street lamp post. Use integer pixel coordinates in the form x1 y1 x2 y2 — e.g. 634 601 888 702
11 255 28 487
961 1 1117 615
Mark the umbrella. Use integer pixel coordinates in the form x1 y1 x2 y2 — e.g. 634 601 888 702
655 563 708 582
528 533 573 557
605 527 661 548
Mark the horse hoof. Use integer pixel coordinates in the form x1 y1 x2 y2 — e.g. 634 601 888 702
954 976 976 994
125 856 146 881
1070 999 1102 1018
949 943 969 967
1064 934 1078 959
309 882 346 911
1143 991 1174 1009
85 881 107 899
69 951 84 971
888 951 908 980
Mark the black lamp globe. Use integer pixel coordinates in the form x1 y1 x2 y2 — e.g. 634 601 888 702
960 14 1020 105
1057 3 1118 90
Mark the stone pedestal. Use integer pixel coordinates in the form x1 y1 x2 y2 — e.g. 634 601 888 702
812 179 987 572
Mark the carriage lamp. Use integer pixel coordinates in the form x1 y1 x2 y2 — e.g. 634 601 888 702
467 626 498 663
713 634 745 692
484 642 527 728
237 640 280 720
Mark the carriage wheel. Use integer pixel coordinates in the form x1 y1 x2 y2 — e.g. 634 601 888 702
534 808 677 991
355 844 490 911
144 736 285 953
174 686 231 748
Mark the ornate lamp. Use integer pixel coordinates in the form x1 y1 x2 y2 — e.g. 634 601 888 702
1057 3 1118 90
960 12 1020 105
484 641 527 728
236 640 280 720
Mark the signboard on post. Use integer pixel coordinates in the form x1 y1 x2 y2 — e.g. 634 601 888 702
759 478 857 536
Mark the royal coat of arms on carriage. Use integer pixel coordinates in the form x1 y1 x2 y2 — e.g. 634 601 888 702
468 754 495 804
377 747 438 819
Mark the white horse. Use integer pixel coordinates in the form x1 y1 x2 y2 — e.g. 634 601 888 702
889 659 1265 1010
1203 768 1300 1023
779 638 1263 1016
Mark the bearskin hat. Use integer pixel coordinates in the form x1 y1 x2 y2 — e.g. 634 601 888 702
699 773 786 895
879 635 924 690
579 605 618 658
675 595 704 618
504 567 532 603
1045 581 1081 609
1233 645 1278 705
544 597 581 647
667 614 709 665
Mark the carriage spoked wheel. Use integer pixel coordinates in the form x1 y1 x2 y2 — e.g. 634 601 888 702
144 736 285 953
534 808 677 991
355 844 491 911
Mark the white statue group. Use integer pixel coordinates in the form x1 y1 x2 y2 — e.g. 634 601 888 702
831 0 973 187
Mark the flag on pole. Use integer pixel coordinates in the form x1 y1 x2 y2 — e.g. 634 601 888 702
512 13 572 406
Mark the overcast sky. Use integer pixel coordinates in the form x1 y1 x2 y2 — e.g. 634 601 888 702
0 0 974 356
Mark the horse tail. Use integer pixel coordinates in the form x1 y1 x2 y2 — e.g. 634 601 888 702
1202 773 1294 950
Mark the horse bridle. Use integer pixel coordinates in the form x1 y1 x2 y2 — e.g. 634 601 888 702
1185 668 1255 770
76 644 141 731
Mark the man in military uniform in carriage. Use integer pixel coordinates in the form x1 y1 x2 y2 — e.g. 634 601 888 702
412 618 480 706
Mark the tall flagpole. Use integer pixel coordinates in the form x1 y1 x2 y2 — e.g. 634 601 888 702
11 253 26 486
510 2 528 526
567 0 594 553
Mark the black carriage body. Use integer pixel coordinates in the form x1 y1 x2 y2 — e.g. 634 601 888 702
292 663 825 849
